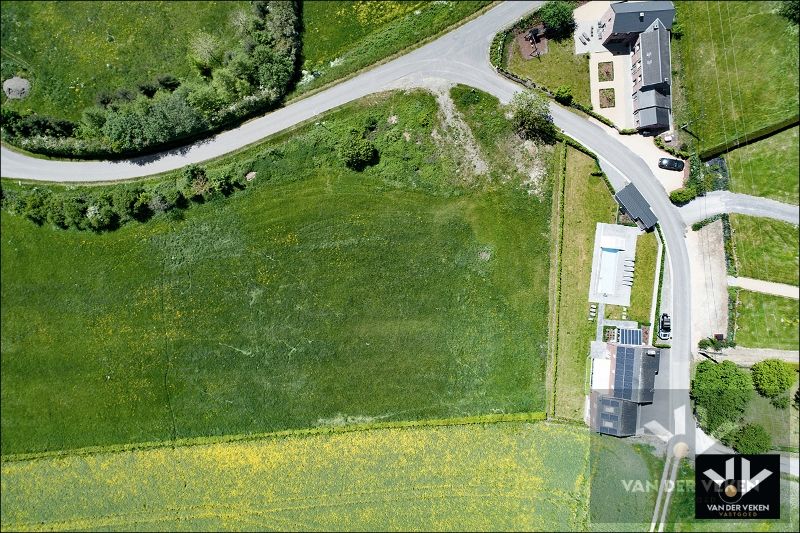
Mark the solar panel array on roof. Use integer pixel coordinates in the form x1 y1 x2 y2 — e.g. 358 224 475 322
595 395 638 437
619 328 643 346
615 184 658 230
613 346 636 401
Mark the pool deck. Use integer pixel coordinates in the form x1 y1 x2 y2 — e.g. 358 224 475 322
588 223 640 307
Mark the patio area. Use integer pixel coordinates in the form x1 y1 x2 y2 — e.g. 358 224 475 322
589 50 634 129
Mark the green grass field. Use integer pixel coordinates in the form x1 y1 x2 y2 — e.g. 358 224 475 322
0 0 246 121
507 36 591 108
295 0 491 96
742 388 799 451
666 460 799 532
671 1 799 154
1 89 554 456
734 290 799 350
730 214 799 286
725 127 799 205
0 420 667 531
552 147 618 420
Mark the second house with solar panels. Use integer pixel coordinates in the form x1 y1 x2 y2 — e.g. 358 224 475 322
582 187 666 437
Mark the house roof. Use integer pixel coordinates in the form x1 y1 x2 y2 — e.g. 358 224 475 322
609 1 675 34
594 395 639 436
636 105 671 130
636 86 670 111
639 18 671 87
612 345 660 404
615 184 659 230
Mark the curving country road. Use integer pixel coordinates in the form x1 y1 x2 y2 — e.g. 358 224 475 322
1 0 695 448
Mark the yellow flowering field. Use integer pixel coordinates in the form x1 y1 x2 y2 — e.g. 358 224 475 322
1 422 591 531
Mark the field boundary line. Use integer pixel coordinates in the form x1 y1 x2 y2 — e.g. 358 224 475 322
0 411 548 464
546 140 567 418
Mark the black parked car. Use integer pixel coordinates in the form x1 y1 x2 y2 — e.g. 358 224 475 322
658 158 685 171
658 313 671 340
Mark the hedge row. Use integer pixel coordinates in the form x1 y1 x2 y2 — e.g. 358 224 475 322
0 1 300 159
0 162 254 232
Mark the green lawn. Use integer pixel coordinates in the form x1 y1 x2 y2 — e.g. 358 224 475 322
671 1 800 154
742 388 799 451
730 214 799 286
734 290 799 350
0 0 246 121
589 439 664 531
295 0 491 96
725 126 799 205
666 460 799 532
629 232 658 326
507 35 591 108
1 89 554 456
552 147 618 420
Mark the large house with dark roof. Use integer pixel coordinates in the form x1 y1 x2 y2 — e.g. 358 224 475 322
599 1 676 47
591 344 662 437
599 1 676 132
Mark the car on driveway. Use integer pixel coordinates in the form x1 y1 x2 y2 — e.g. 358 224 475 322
658 158 685 171
658 313 671 340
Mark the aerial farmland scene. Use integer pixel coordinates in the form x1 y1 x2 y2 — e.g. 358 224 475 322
1 1 798 531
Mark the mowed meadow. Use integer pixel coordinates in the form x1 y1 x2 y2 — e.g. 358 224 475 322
1 89 555 455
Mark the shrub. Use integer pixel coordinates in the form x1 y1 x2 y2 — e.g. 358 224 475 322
150 181 183 213
553 85 573 105
778 0 799 24
509 90 556 142
63 195 88 229
111 185 145 223
692 360 753 434
137 81 159 98
157 74 181 92
751 359 796 398
725 423 771 454
669 187 697 205
339 135 377 171
539 1 576 40
45 194 67 228
177 164 209 199
85 194 116 231
770 395 790 409
22 188 50 225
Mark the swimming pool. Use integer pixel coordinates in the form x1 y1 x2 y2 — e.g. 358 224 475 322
597 247 620 295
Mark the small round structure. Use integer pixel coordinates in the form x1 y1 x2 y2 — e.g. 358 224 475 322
3 76 31 99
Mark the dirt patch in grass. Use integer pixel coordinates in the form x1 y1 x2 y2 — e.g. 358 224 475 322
599 88 615 108
598 61 614 82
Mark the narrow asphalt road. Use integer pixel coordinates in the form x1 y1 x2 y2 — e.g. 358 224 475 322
680 191 799 225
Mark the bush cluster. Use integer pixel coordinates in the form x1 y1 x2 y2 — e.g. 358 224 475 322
539 1 576 40
697 336 735 351
0 163 248 232
0 1 300 158
751 359 797 408
692 360 753 435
